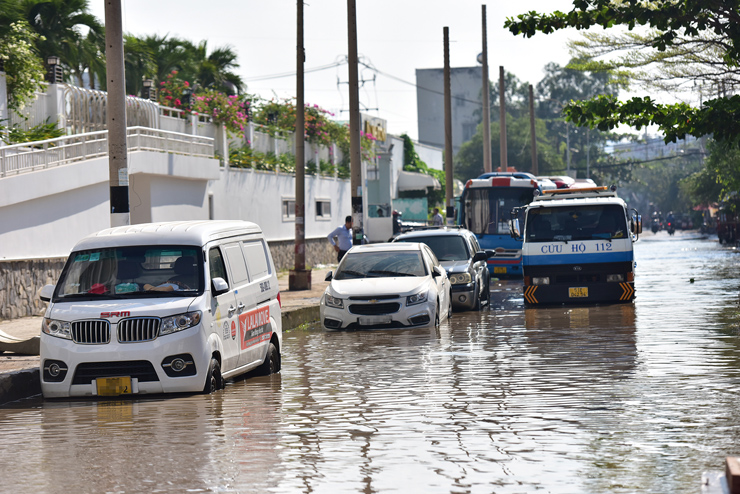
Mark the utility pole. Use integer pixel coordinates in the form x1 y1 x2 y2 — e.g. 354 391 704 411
528 84 538 175
566 121 571 174
499 66 508 171
481 5 492 174
290 0 310 290
104 0 129 227
444 27 454 226
347 0 363 244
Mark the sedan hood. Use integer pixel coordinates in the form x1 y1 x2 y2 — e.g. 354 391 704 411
441 260 471 274
329 277 428 298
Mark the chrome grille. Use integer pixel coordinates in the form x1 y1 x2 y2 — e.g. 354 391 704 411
71 320 110 344
117 317 161 343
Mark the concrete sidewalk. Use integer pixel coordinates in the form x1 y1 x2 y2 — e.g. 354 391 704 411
0 265 333 405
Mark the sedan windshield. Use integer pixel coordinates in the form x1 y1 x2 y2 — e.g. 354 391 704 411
396 236 469 261
55 245 203 300
335 251 426 279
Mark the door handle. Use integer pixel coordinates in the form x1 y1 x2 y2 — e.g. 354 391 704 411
228 305 236 316
237 302 246 313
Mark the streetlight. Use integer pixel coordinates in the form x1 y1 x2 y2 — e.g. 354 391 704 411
46 56 63 84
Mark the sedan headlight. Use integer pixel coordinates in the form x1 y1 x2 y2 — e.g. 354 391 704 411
325 293 344 309
449 272 472 285
406 290 429 306
160 311 202 336
532 277 550 285
42 318 72 340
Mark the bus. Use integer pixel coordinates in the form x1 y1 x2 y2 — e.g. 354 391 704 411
459 175 551 277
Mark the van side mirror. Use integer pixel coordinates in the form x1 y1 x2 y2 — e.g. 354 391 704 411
211 277 229 296
473 251 488 263
39 284 55 302
325 271 333 282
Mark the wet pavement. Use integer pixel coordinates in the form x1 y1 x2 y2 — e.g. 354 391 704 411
1 231 739 493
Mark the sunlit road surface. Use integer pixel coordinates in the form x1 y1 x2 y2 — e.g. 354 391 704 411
1 230 738 493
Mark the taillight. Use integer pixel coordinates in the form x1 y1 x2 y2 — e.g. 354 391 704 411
277 292 282 308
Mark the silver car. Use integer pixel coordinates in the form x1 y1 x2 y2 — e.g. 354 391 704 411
393 227 490 311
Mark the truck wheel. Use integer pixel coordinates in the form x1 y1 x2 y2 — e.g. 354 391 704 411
203 358 223 394
256 342 280 376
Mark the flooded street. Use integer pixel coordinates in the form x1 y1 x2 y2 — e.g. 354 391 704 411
2 231 740 493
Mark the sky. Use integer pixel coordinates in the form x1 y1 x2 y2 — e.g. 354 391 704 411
88 0 581 140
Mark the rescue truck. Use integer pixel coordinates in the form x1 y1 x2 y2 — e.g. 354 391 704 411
509 186 642 305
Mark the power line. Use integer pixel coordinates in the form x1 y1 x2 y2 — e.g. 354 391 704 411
244 60 347 82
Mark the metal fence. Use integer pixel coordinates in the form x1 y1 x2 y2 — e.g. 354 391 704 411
0 127 214 177
7 85 51 130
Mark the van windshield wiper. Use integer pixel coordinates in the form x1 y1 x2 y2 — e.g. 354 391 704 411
57 292 124 300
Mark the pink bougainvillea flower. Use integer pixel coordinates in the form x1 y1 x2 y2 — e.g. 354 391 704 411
174 99 181 106
183 81 189 87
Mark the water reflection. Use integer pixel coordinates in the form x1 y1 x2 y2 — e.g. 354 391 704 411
0 235 740 493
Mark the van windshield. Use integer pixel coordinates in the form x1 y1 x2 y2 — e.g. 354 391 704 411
55 246 203 300
526 205 628 242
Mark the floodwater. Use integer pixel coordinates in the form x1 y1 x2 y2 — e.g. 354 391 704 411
1 231 739 493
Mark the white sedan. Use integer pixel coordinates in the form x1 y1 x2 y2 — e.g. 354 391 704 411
320 242 452 330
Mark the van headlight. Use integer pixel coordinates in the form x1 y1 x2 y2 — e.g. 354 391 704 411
325 293 344 309
160 311 202 335
42 318 72 340
407 290 429 306
449 273 472 285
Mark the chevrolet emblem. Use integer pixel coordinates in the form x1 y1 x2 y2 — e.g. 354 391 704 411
369 299 378 304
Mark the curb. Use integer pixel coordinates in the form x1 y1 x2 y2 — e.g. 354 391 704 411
281 306 320 331
0 305 321 406
0 369 40 406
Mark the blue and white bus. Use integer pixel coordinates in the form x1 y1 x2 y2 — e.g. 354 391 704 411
459 174 550 277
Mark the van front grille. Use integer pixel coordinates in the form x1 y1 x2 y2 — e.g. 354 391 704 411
71 320 110 344
118 317 160 342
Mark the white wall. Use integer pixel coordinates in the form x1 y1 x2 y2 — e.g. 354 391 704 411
0 151 220 260
416 142 444 171
209 167 350 242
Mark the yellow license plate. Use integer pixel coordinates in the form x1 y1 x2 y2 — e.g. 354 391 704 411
96 377 132 396
569 287 589 298
493 267 507 274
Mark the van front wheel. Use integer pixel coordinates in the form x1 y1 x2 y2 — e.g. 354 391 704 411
203 358 223 393
256 343 280 376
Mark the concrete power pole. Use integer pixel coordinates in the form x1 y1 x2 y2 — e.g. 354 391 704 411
290 0 310 290
528 84 538 175
481 5 492 174
104 0 129 227
347 0 363 244
444 27 454 226
498 66 508 171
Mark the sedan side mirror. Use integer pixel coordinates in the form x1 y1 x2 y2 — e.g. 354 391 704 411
325 271 333 282
432 266 443 278
472 251 488 263
211 277 229 296
39 284 55 302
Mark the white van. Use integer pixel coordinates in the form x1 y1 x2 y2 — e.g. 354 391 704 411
38 221 282 398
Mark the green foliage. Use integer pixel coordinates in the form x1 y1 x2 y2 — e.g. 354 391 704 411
455 114 563 180
0 21 45 111
1 119 64 145
505 1 740 145
400 133 445 205
193 89 251 137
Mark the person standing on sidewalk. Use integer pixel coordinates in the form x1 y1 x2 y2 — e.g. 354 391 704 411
328 215 354 262
432 208 444 226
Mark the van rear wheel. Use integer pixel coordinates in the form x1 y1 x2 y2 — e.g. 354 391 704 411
203 358 223 394
256 342 280 376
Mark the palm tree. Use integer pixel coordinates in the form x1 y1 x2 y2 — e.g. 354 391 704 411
22 0 104 85
0 0 24 38
123 34 156 96
185 40 244 94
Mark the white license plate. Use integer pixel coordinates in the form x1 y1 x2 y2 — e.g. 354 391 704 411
358 315 392 326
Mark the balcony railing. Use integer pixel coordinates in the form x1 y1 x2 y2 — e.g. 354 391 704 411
0 127 214 178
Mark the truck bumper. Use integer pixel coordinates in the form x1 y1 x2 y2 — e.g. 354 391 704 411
523 281 635 305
